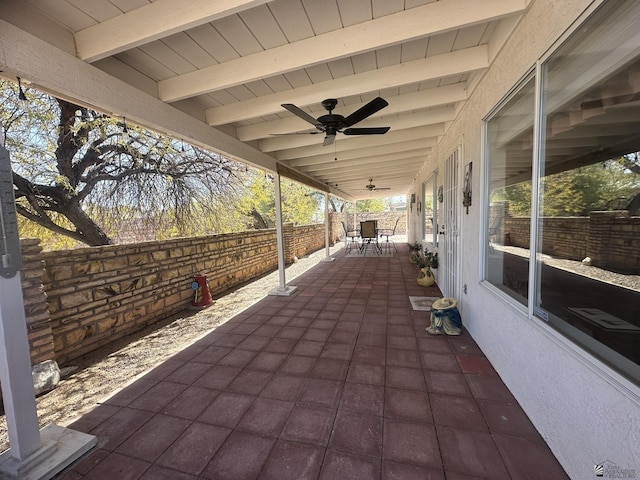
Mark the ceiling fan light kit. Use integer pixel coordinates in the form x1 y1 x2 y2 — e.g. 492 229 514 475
281 97 391 146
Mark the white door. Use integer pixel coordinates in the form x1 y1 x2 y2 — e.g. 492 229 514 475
441 147 461 298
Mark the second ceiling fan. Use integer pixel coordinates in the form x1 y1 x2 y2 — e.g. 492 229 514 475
281 97 390 146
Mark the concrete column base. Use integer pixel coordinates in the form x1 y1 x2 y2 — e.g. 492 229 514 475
0 424 96 480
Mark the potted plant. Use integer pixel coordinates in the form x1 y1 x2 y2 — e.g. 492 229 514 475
411 247 438 287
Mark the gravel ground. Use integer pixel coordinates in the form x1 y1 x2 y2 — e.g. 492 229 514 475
0 242 346 453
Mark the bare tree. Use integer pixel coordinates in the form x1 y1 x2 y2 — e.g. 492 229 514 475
2 80 243 246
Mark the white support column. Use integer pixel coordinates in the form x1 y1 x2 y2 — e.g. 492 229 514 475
0 146 96 479
322 192 334 263
269 173 297 296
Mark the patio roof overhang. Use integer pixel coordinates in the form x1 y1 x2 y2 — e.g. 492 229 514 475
0 0 529 201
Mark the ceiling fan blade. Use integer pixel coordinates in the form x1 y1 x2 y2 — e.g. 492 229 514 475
343 127 390 135
374 187 391 190
281 103 323 128
323 134 336 146
342 97 389 127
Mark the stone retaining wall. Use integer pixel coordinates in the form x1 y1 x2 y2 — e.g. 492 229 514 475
19 223 328 367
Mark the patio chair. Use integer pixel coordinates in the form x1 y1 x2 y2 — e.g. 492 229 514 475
342 221 360 253
359 220 381 255
378 217 400 253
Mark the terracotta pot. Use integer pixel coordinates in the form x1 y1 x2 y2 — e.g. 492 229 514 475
417 267 435 287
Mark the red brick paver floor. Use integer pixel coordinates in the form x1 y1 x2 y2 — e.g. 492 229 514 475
56 244 569 479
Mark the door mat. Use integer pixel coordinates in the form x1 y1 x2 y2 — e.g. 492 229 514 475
409 296 441 311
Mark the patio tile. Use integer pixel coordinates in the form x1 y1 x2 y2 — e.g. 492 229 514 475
319 449 381 480
448 335 484 356
191 346 233 364
310 319 337 330
382 461 445 480
302 328 332 342
162 385 219 419
156 422 231 475
384 388 431 423
197 392 254 428
139 465 198 480
61 246 568 480
193 365 242 390
387 325 414 336
298 378 343 409
429 394 488 432
437 426 510 479
214 333 247 348
254 324 283 337
218 348 258 368
330 411 383 457
202 431 275 480
387 335 418 351
477 398 541 438
89 407 154 451
421 352 461 372
260 374 305 401
417 337 451 353
141 358 184 381
386 348 421 368
385 366 426 391
236 397 294 437
227 369 273 395
278 355 316 376
311 358 350 381
126 381 187 413
464 374 515 402
264 336 297 353
76 451 150 480
231 323 261 335
493 434 570 479
346 362 385 386
247 351 287 372
424 371 471 396
352 345 386 365
258 440 324 480
456 354 497 375
383 418 441 469
276 326 306 339
339 383 384 416
237 335 271 351
115 414 190 462
357 333 387 347
320 342 354 360
328 329 358 344
291 340 325 357
280 405 336 446
102 378 157 407
163 362 211 385
67 404 121 434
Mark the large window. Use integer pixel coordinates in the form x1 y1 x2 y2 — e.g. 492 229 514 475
485 75 535 306
485 0 640 383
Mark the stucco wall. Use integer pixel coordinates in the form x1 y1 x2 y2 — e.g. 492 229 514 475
407 0 640 477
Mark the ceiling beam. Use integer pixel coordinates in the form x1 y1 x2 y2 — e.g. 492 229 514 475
278 127 439 162
0 19 278 174
206 46 488 125
300 150 429 173
237 83 467 141
283 138 436 166
258 107 456 152
159 0 525 102
75 0 273 62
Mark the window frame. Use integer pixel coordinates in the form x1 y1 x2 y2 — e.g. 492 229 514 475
481 0 640 390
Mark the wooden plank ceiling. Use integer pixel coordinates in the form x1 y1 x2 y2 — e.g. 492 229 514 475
3 0 529 200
